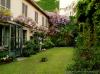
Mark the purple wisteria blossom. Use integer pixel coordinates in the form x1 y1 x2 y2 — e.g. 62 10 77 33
46 12 70 26
14 15 36 28
34 26 48 34
14 15 48 33
46 12 70 36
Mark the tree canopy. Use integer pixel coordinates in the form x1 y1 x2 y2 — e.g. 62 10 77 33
68 0 100 71
36 0 59 11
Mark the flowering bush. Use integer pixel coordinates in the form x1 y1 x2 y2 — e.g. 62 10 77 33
47 12 70 26
14 15 36 28
0 55 14 64
47 12 70 36
33 26 48 34
14 16 48 33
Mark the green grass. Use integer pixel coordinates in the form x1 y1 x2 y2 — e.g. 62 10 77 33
0 47 74 74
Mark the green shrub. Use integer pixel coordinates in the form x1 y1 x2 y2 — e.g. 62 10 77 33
42 37 54 49
22 40 39 57
0 50 9 59
67 0 100 72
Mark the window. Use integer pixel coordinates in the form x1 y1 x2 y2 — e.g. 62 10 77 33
42 16 44 26
46 19 48 27
23 30 27 44
1 0 5 7
0 0 10 9
0 26 2 46
11 26 16 50
35 11 38 23
22 3 28 17
70 12 71 16
6 0 10 9
3 26 9 47
0 26 9 47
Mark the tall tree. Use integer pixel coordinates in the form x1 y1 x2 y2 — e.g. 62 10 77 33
36 0 59 11
68 0 100 71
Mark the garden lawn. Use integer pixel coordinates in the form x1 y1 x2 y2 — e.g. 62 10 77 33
0 47 74 74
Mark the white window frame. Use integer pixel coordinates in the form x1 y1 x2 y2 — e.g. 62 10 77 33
0 0 10 9
22 3 28 17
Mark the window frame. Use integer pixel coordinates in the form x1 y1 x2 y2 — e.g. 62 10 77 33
0 0 10 9
42 16 44 26
35 11 38 23
23 30 27 44
46 19 48 28
22 3 28 17
6 0 10 9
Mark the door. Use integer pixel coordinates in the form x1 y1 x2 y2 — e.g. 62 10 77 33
11 25 23 57
0 26 2 46
15 26 21 56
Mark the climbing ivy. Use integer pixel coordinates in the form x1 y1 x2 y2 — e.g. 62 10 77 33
68 0 100 72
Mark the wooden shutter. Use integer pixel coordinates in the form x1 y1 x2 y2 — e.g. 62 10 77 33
22 3 27 17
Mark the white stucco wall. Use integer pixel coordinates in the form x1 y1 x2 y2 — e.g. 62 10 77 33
59 0 78 17
10 0 22 18
11 0 48 27
10 0 49 41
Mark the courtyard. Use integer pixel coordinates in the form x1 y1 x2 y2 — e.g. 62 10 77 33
0 47 74 74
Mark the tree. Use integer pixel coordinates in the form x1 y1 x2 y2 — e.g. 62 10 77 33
68 0 100 71
36 0 59 11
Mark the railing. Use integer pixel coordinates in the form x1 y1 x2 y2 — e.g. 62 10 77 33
0 5 10 11
0 5 11 21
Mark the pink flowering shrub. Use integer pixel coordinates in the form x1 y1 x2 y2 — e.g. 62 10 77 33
34 26 48 34
14 15 48 33
14 15 36 28
47 12 70 26
46 12 70 35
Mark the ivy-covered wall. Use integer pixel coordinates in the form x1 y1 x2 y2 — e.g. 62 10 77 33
68 0 100 72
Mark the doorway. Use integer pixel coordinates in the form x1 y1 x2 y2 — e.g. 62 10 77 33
0 26 2 46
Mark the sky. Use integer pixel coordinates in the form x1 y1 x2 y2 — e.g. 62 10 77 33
60 0 74 8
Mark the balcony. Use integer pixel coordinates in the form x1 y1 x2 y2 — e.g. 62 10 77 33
0 5 11 22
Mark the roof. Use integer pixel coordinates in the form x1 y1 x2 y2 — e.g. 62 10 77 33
25 0 49 18
0 21 22 27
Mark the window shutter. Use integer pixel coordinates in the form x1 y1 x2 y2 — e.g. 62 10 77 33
6 0 10 9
